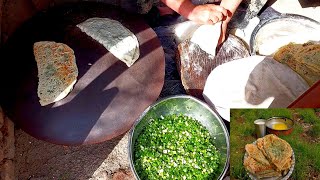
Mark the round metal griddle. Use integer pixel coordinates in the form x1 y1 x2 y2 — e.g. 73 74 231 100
0 2 165 145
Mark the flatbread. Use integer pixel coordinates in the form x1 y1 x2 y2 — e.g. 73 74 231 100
262 134 293 171
256 137 268 158
245 144 270 165
33 41 78 106
244 134 294 179
243 156 277 176
190 22 221 56
273 42 320 86
77 17 140 67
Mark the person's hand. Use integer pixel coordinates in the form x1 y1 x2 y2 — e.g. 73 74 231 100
188 4 228 25
218 20 228 45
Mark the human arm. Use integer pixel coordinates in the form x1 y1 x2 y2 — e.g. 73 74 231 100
160 0 228 24
218 0 243 44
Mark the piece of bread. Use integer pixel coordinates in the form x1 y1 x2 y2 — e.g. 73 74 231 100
256 137 268 158
262 134 293 171
245 144 270 165
245 134 293 178
273 42 320 86
243 156 276 175
33 41 78 106
77 17 140 67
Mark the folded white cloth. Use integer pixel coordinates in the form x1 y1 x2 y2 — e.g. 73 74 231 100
203 55 310 121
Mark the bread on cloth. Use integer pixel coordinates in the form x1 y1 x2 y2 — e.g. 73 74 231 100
273 42 320 86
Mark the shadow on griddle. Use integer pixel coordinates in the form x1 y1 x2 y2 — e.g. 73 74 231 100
0 2 161 145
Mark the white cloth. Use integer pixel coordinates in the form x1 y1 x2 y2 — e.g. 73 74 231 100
203 55 310 121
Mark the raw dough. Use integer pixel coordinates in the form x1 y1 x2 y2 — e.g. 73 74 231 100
190 22 222 56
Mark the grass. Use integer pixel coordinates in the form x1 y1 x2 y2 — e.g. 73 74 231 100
230 109 320 180
314 108 320 113
295 109 320 124
308 124 320 138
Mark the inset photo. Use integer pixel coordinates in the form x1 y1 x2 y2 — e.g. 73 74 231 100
230 108 320 180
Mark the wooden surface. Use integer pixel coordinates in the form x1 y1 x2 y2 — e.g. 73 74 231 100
289 80 320 108
0 2 165 145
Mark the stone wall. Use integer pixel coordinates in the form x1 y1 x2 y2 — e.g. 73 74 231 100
0 107 15 180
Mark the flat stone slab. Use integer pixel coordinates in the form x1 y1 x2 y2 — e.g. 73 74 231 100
176 34 250 99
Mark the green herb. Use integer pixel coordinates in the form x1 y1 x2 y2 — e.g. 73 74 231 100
134 114 220 180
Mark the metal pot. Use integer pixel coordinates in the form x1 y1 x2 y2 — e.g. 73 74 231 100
266 117 294 136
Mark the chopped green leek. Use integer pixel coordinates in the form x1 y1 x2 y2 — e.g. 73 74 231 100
134 114 220 180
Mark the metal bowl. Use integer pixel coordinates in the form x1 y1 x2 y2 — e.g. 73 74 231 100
250 13 320 55
128 95 230 180
266 117 294 136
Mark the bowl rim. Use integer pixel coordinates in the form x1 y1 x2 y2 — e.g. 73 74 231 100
266 116 294 131
249 13 320 55
127 94 230 180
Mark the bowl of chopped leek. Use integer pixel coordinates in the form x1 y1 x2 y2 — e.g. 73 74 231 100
128 95 230 180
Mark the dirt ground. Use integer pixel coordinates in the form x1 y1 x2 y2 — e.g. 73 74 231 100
15 129 134 180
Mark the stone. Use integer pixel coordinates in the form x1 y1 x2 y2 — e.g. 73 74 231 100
159 80 186 98
228 0 268 29
0 128 3 162
0 107 4 128
3 116 14 159
0 143 3 162
92 171 109 179
176 34 250 99
0 159 15 180
112 169 134 180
